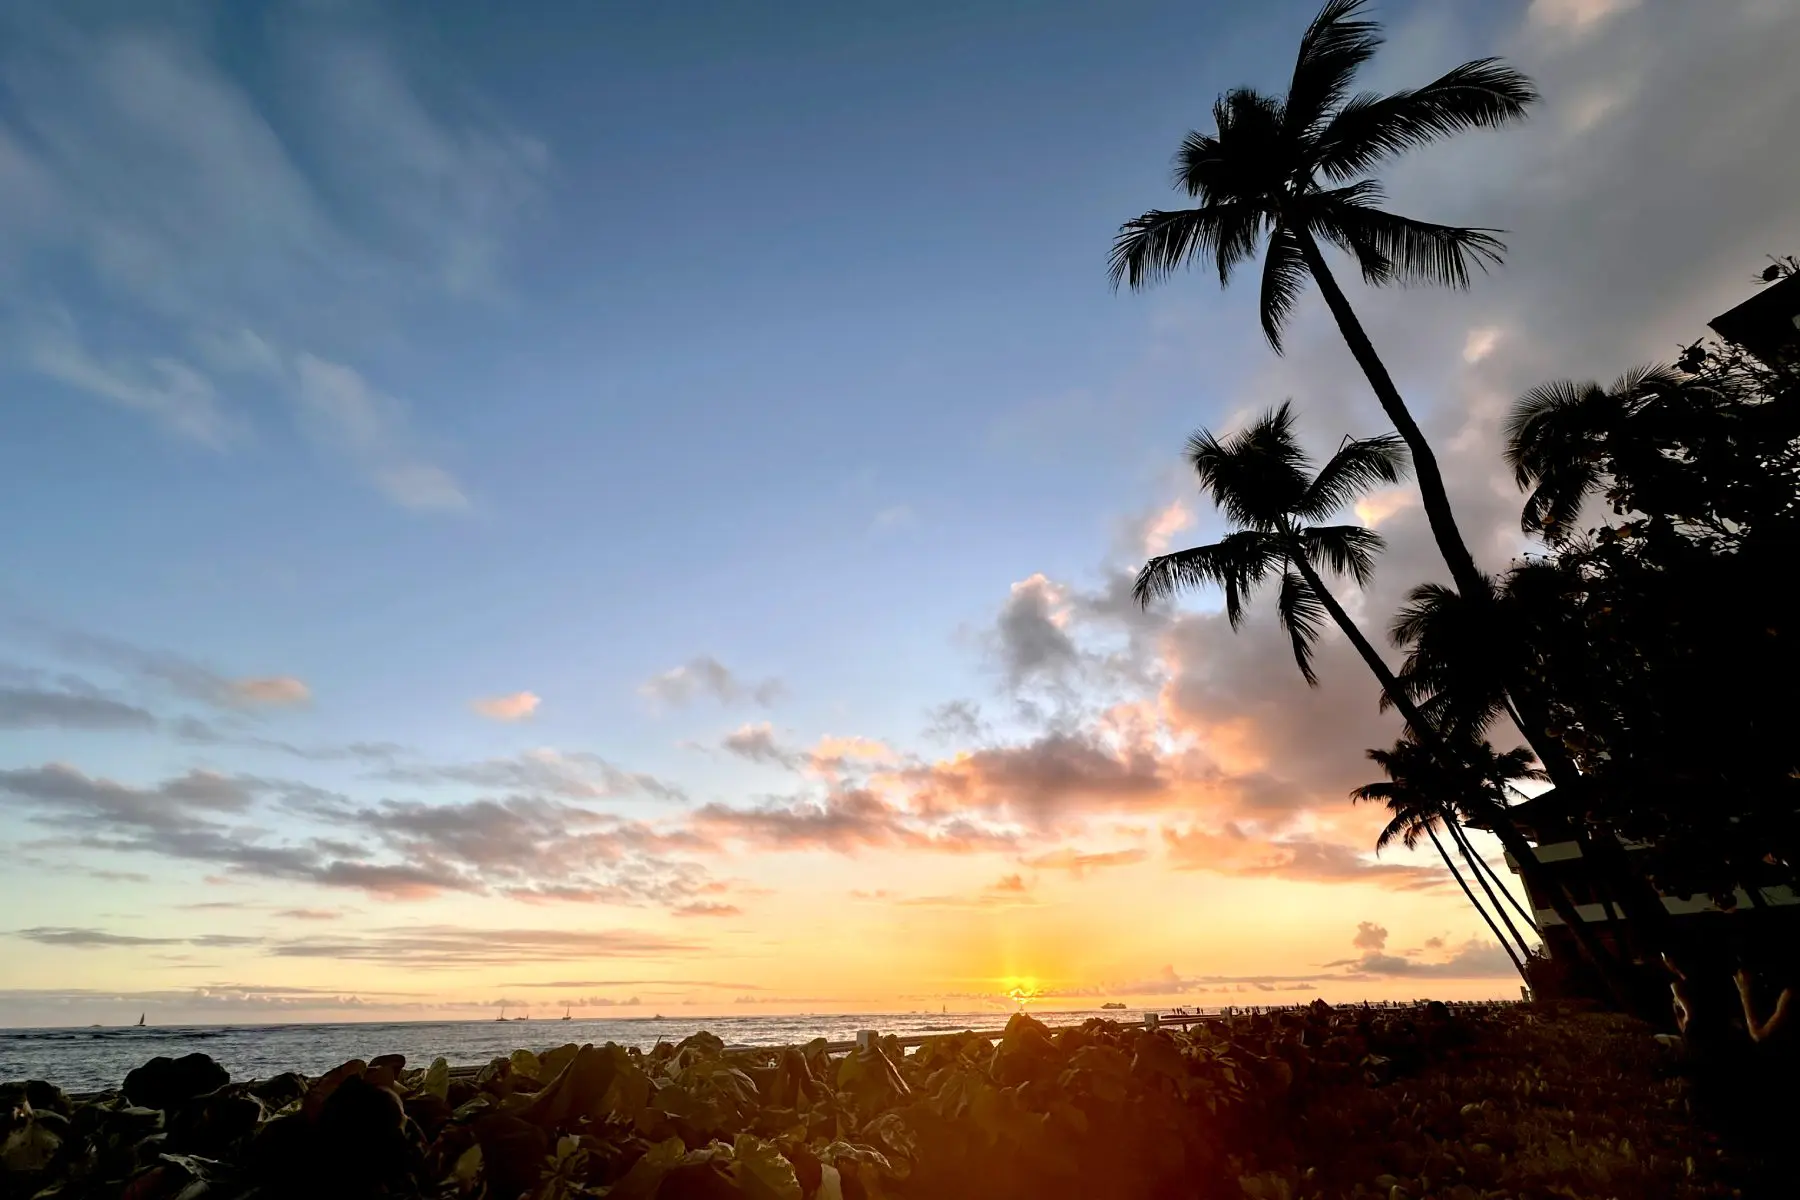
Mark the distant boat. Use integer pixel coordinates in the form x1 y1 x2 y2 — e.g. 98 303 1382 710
561 1004 571 1021
496 1006 507 1022
1100 1002 1128 1011
136 1013 146 1027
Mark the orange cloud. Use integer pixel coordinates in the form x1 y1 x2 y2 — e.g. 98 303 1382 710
471 691 540 722
230 676 311 706
1161 825 1443 891
1018 847 1148 876
1141 497 1196 555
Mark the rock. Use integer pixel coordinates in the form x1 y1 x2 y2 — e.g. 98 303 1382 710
0 1080 72 1118
403 1089 454 1139
169 1087 263 1155
122 1054 230 1111
471 1111 550 1198
249 1072 307 1113
0 1109 63 1173
245 1112 313 1184
313 1074 417 1189
301 1059 366 1123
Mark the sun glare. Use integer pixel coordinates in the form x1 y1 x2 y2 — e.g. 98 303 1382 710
1000 976 1042 1007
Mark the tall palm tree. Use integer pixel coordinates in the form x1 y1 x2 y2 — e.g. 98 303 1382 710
1111 0 1537 606
1137 404 1624 991
1353 741 1530 979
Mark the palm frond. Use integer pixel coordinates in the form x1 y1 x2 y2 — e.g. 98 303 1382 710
1505 378 1608 538
1389 581 1463 649
1312 58 1539 181
1109 202 1266 292
1312 202 1506 289
1300 524 1385 586
1259 223 1311 352
1285 0 1382 135
1276 568 1329 686
1504 378 1596 485
1298 432 1409 518
1186 403 1313 528
1133 530 1282 627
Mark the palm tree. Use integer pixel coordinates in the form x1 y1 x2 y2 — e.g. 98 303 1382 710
1353 741 1529 979
1111 0 1537 606
1505 365 1737 544
1356 737 1544 961
1389 570 1669 965
1137 404 1626 993
1132 402 1407 692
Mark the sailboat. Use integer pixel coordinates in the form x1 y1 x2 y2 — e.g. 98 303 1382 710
135 1013 145 1027
496 1005 507 1022
561 1004 571 1021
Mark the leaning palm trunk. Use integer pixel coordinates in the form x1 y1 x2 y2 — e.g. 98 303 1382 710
1281 532 1626 997
1299 229 1672 960
1467 816 1542 933
1291 224 1581 785
1444 816 1535 959
1290 225 1487 597
1426 825 1525 979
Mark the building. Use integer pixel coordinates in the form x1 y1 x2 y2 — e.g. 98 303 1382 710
1708 269 1800 369
1486 789 1800 973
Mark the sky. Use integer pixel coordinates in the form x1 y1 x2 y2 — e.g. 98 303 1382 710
1 0 1796 1027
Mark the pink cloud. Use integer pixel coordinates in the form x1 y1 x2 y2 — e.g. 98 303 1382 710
470 691 540 722
230 676 311 706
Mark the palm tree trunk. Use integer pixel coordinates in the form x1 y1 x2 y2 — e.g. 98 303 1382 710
1467 820 1542 933
1281 536 1629 999
1291 223 1586 792
1288 223 1667 982
1288 225 1486 598
1444 817 1535 959
1426 825 1526 980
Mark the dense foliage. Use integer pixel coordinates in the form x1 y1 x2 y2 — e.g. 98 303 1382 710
0 1005 1741 1199
1498 339 1800 908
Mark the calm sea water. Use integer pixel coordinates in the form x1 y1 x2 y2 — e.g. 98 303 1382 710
1 1009 1157 1093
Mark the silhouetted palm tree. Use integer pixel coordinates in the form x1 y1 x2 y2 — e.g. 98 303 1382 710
1137 404 1622 988
1505 365 1740 543
1389 572 1660 957
1132 402 1405 689
1354 741 1530 978
1357 737 1544 959
1111 0 1536 604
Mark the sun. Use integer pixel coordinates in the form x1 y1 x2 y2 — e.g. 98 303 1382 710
1001 976 1042 1007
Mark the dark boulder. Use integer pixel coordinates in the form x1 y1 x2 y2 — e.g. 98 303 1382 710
314 1073 418 1188
0 1080 71 1118
471 1111 550 1198
122 1054 229 1111
169 1087 264 1155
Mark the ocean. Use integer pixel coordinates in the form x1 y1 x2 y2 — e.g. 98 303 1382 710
0 1008 1155 1093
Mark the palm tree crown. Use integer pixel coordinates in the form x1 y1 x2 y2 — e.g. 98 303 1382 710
1110 0 1537 350
1134 401 1405 684
1355 737 1544 853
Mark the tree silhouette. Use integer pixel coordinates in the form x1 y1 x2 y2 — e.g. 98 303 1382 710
1111 0 1535 608
1136 403 1619 988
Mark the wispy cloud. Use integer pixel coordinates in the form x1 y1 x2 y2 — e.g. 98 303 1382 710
0 685 155 731
0 8 534 510
292 353 470 512
641 656 783 710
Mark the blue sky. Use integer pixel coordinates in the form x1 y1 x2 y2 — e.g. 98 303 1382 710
2 0 1797 1024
